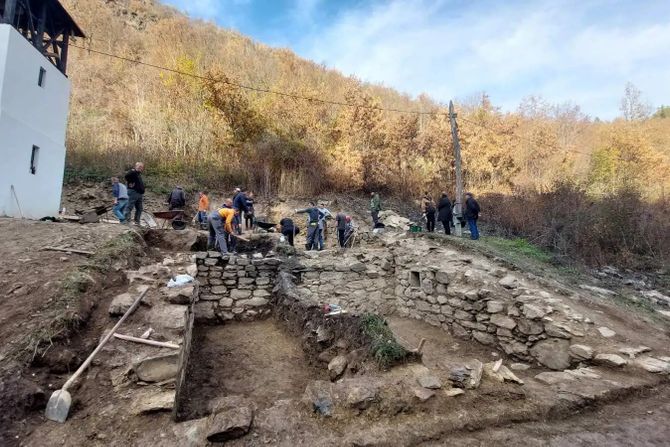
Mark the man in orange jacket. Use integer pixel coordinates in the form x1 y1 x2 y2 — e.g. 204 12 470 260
196 191 210 229
208 202 238 255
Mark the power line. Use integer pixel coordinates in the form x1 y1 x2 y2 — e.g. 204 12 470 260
69 43 591 157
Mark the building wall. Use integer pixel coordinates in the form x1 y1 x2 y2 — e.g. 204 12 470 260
0 24 71 218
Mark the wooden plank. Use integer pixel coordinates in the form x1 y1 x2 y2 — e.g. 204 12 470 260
113 333 180 350
43 246 94 255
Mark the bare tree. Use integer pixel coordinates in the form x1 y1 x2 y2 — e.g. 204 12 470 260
620 82 652 121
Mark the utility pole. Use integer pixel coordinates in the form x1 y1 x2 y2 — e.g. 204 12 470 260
449 100 463 237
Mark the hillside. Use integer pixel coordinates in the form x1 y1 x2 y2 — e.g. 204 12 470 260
60 0 670 267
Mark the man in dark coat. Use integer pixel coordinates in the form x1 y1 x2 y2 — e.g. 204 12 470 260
232 188 248 234
167 186 186 210
464 192 481 240
123 162 145 225
437 193 453 235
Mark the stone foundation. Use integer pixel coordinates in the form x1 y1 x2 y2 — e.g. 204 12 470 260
292 238 591 370
194 251 281 323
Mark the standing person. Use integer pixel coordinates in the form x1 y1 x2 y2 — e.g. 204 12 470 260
437 193 453 235
317 204 332 250
124 162 145 225
296 202 320 250
244 192 255 230
111 177 128 223
208 204 238 255
233 188 248 235
464 192 481 240
279 217 298 247
335 211 347 248
370 192 382 227
196 191 210 228
424 198 436 232
167 185 186 210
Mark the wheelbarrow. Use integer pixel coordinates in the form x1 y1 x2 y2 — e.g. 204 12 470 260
255 221 277 232
153 210 188 230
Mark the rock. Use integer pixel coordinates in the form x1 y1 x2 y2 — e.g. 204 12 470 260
149 305 187 330
173 418 209 447
530 339 571 370
207 406 253 443
498 275 519 289
597 327 617 338
634 357 670 373
517 319 544 335
414 387 436 402
230 289 252 299
194 301 217 323
569 344 594 360
435 271 450 284
545 322 583 339
344 381 378 410
131 390 175 415
486 301 505 313
237 297 269 308
316 326 332 343
522 304 548 319
535 371 575 385
490 314 516 330
417 375 442 389
109 292 135 316
350 262 367 273
510 363 530 371
163 285 194 305
328 355 348 380
595 353 627 367
445 388 465 397
618 346 651 359
473 331 496 346
565 367 601 379
450 359 483 389
498 365 524 385
132 353 179 382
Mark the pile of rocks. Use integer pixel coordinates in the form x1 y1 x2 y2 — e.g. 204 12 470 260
195 251 281 322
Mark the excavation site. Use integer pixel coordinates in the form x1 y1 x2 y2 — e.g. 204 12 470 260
2 195 670 447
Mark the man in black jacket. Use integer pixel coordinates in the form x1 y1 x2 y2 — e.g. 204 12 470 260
124 162 145 225
437 193 453 235
167 186 186 210
464 192 481 240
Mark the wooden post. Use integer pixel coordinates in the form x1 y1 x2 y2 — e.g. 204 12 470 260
449 100 463 237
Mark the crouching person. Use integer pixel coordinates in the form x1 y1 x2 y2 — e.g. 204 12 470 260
208 205 238 255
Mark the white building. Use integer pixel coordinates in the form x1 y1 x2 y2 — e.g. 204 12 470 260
0 0 83 219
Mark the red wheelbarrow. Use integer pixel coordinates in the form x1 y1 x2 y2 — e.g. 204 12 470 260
153 210 188 230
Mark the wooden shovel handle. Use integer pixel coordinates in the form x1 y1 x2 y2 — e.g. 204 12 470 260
62 288 149 391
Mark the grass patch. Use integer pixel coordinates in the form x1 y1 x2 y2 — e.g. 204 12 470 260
482 236 553 264
22 231 144 361
361 314 409 368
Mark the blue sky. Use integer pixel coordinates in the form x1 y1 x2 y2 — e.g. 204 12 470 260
161 0 670 119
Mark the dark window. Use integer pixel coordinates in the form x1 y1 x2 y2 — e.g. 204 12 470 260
38 67 46 87
30 145 39 174
410 271 421 288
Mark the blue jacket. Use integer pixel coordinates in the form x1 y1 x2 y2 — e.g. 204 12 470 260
233 192 248 213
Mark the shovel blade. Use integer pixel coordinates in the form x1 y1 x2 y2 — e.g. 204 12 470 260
45 389 72 423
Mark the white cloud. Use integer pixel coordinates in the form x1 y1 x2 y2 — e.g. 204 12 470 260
297 0 670 118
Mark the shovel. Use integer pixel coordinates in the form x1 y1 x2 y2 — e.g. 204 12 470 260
45 288 149 422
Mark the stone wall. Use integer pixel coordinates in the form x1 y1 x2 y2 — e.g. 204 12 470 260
194 251 281 323
293 249 397 315
293 238 589 370
173 304 195 422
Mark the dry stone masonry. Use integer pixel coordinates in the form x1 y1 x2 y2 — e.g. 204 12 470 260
194 251 281 323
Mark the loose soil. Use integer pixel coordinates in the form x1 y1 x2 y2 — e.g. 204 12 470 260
181 320 326 418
